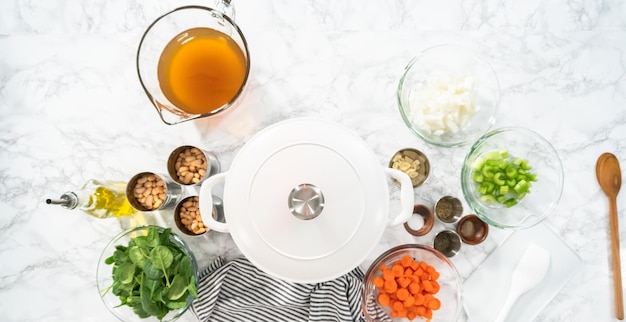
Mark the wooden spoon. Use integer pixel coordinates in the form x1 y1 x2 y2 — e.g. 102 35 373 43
596 152 624 320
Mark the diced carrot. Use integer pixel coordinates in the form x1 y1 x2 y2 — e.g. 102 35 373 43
398 277 411 289
400 255 414 267
397 308 408 318
408 281 421 294
393 300 404 311
419 261 428 270
415 267 424 277
422 280 434 293
404 295 415 307
407 310 417 320
378 293 390 306
380 264 390 271
430 280 440 294
424 307 433 319
392 264 404 277
414 293 425 305
396 288 409 301
404 267 414 276
383 269 395 281
384 279 397 293
390 310 398 318
416 305 426 316
427 266 440 280
427 298 441 310
373 277 384 288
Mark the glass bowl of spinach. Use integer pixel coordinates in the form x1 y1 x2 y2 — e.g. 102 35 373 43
97 225 198 322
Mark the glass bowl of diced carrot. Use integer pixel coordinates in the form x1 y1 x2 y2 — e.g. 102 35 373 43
361 244 462 322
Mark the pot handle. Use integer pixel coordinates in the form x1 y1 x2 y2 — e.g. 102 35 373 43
384 168 415 227
199 172 229 233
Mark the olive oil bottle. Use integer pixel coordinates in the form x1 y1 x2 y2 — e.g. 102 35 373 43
46 179 137 218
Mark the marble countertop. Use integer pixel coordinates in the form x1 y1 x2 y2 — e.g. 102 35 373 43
2 0 626 321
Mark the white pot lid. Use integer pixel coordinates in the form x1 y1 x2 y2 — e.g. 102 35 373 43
200 118 414 283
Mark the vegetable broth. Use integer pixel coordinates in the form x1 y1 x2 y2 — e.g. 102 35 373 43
157 27 247 114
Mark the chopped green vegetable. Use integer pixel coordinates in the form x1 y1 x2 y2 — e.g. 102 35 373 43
102 227 197 321
471 149 537 208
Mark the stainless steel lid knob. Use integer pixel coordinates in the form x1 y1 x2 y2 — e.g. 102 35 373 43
288 183 324 220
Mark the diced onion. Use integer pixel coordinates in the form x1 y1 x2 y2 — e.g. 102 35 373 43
408 75 478 136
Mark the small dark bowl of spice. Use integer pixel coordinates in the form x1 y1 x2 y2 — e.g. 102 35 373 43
434 196 463 224
433 230 462 257
456 214 489 245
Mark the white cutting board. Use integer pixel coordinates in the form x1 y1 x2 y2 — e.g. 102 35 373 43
463 223 582 322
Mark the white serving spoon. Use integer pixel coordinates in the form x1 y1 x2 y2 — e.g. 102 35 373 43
493 243 551 322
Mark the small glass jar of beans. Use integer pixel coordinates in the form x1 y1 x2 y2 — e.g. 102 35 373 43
167 145 220 186
174 196 215 236
126 172 184 211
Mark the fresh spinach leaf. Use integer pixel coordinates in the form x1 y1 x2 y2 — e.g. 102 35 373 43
167 275 188 301
118 263 136 285
151 245 174 286
151 245 174 270
113 247 129 264
133 235 148 248
129 246 148 269
158 228 171 246
144 260 164 280
140 281 162 316
105 255 115 265
166 300 188 309
188 276 198 298
147 226 160 247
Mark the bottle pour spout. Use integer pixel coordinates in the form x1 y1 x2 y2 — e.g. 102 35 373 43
45 192 79 209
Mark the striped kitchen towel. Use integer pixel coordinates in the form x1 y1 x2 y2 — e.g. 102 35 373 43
192 256 366 322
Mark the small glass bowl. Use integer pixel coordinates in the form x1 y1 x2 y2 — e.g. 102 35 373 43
96 226 198 322
397 44 500 147
361 244 462 321
461 127 564 229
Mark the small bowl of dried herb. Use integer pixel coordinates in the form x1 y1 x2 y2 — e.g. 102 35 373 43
96 225 198 322
434 196 463 225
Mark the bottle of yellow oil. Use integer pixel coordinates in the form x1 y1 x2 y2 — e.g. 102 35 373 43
46 179 137 218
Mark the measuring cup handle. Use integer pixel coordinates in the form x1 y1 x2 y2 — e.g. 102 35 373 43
216 0 235 20
384 168 414 227
199 172 229 233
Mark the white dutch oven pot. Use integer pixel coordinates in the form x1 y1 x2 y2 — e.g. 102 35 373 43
199 118 414 283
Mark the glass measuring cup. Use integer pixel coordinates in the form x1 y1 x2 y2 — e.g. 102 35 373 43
137 3 250 125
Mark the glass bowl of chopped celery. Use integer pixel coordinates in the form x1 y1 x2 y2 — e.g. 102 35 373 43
96 225 199 322
461 127 564 229
397 44 500 147
361 244 462 321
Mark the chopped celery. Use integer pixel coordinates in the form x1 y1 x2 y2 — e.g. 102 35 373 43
470 149 537 207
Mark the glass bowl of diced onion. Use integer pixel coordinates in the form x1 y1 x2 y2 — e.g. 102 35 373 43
461 127 564 229
397 44 500 147
361 244 462 322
